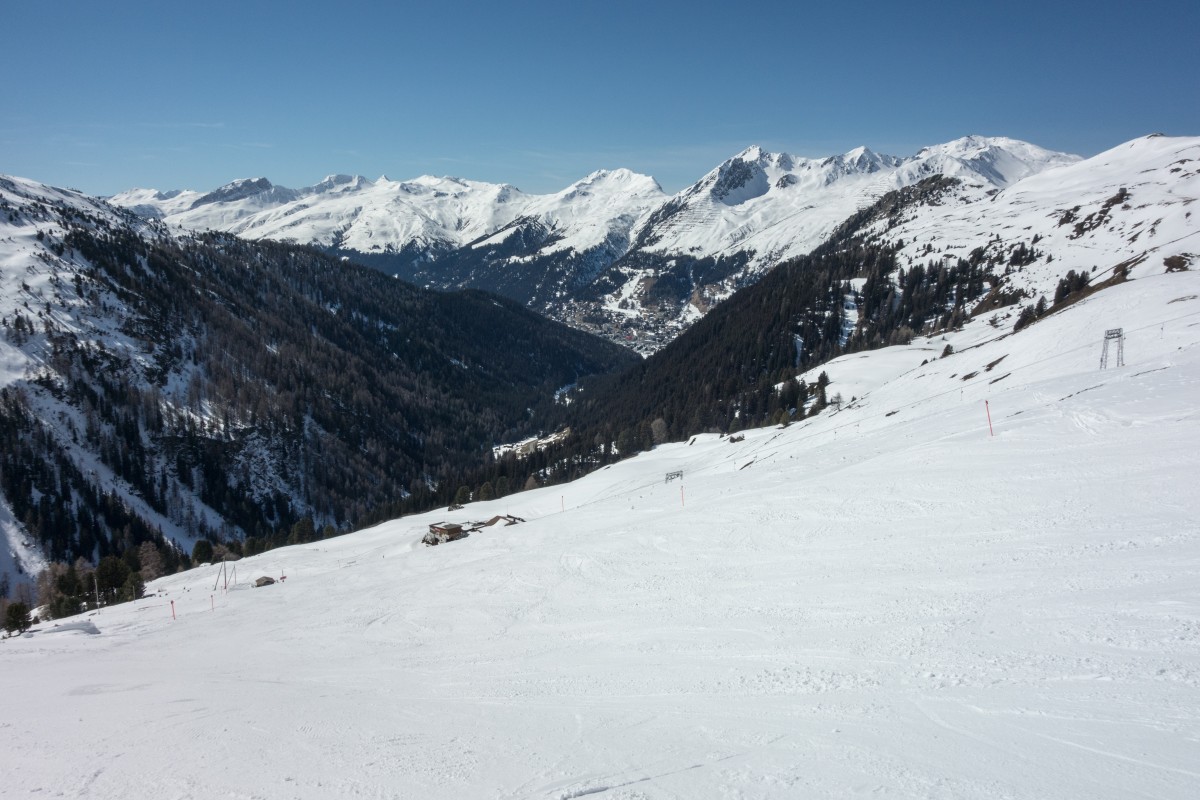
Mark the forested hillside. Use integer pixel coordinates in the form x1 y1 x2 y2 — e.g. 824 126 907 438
0 177 637 600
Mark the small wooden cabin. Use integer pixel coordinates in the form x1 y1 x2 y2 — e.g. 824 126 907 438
428 522 466 540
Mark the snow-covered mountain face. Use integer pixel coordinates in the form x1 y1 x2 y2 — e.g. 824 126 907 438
111 137 1078 353
112 169 666 264
857 134 1200 322
630 137 1075 265
573 136 1080 350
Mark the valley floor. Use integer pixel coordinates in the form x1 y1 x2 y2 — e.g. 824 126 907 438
3 273 1199 799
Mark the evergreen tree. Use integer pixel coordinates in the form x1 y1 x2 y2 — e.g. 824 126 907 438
120 572 145 602
191 540 214 565
4 601 32 635
289 517 315 545
95 556 130 605
616 428 637 456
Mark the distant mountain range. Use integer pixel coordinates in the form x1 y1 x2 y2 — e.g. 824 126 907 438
111 136 1080 352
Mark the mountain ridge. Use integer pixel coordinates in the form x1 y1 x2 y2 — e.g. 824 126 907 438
109 136 1080 353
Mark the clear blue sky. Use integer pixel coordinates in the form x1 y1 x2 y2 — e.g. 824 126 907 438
4 0 1197 196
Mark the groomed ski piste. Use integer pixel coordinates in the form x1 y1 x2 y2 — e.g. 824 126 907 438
3 270 1199 799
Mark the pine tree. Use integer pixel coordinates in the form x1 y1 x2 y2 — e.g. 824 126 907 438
95 556 130 605
289 517 315 545
191 539 214 565
4 601 32 635
120 572 145 602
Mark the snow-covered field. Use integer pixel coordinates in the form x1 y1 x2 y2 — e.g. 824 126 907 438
3 270 1199 798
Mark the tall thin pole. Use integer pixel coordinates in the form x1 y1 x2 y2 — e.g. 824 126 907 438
985 400 994 437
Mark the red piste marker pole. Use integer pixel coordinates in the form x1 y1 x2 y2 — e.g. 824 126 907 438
210 594 214 611
681 485 685 508
985 400 994 437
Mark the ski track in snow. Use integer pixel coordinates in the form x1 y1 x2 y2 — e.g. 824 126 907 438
2 273 1200 797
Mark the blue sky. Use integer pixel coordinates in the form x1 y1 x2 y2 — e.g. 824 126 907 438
4 0 1197 195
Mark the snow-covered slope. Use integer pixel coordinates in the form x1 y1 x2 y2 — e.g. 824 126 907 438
4 261 1198 798
864 134 1200 305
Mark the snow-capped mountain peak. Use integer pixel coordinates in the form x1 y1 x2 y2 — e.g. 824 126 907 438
309 174 374 194
734 144 766 161
908 135 1081 187
630 137 1078 265
190 176 296 208
569 168 662 193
